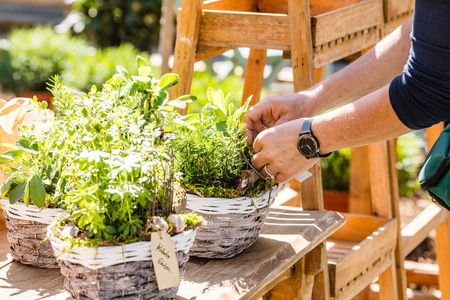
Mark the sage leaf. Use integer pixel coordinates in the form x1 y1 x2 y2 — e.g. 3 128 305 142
23 182 30 206
15 139 39 154
158 73 179 92
2 167 18 173
0 155 15 164
9 182 26 205
0 178 11 197
30 175 46 208
136 56 147 67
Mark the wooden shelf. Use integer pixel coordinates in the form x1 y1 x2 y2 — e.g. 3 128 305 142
326 213 397 299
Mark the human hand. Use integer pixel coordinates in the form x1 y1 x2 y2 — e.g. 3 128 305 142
244 94 308 148
244 93 312 149
251 118 318 183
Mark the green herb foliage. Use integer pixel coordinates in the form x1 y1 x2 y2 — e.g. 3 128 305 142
167 88 251 197
1 57 198 243
0 98 63 208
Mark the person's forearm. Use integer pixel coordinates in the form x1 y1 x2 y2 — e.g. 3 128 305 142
303 18 413 116
313 84 410 153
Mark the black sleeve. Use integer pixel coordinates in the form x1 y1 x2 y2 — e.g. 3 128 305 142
389 0 450 130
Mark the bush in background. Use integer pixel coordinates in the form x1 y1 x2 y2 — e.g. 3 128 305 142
62 43 152 92
0 26 88 93
72 0 162 51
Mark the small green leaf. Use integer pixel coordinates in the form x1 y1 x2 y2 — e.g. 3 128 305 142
154 91 168 108
176 94 197 102
105 226 116 234
167 99 188 109
131 75 151 82
3 150 25 161
207 87 215 105
15 139 39 154
136 56 147 68
116 65 129 76
29 175 46 208
138 66 151 77
2 167 18 173
158 73 179 91
216 121 227 132
9 182 26 205
23 182 30 206
0 143 18 150
213 89 226 112
0 179 11 197
90 85 97 94
40 101 48 110
0 155 15 165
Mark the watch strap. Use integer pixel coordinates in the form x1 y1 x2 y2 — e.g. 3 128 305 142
299 118 332 158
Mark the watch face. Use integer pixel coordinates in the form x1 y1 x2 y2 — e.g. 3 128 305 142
298 135 318 158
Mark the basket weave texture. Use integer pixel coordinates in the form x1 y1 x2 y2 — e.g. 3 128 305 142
48 227 196 299
186 184 281 258
1 199 67 268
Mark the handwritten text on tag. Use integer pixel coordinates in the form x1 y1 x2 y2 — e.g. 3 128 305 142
151 231 181 290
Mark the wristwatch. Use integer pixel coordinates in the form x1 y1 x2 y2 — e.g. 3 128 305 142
297 118 332 159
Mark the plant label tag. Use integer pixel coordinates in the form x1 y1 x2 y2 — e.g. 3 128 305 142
151 231 181 290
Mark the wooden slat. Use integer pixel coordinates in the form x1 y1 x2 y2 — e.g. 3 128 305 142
198 10 291 51
349 146 372 214
435 214 450 299
383 0 414 22
241 49 267 106
368 141 392 218
401 203 448 258
312 0 383 47
331 219 397 292
333 251 393 300
404 261 439 286
195 45 231 62
159 0 175 75
170 0 203 114
383 12 413 37
329 213 389 241
313 27 380 68
202 0 258 12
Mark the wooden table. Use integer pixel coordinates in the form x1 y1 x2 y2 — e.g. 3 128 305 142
0 207 345 300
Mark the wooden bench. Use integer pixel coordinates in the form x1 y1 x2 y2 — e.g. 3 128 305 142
0 206 345 299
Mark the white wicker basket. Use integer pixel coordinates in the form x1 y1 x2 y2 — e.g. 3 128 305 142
1 198 67 268
48 223 197 299
186 184 282 258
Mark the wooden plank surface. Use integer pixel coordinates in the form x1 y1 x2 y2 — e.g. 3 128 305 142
176 208 345 300
198 10 291 51
312 0 383 46
0 208 344 300
401 203 448 258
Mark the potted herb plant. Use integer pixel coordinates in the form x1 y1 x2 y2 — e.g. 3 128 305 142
166 88 281 258
45 58 202 299
0 97 67 268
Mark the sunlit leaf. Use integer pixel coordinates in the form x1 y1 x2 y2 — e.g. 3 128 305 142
158 73 179 92
9 182 26 205
30 175 46 208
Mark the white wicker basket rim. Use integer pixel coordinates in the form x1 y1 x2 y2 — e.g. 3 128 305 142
1 198 67 224
186 184 282 215
47 221 197 270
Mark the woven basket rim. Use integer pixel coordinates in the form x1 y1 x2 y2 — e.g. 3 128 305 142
186 184 282 215
47 220 197 270
1 198 67 224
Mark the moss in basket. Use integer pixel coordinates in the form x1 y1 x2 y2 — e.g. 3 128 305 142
44 56 201 245
166 88 271 198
